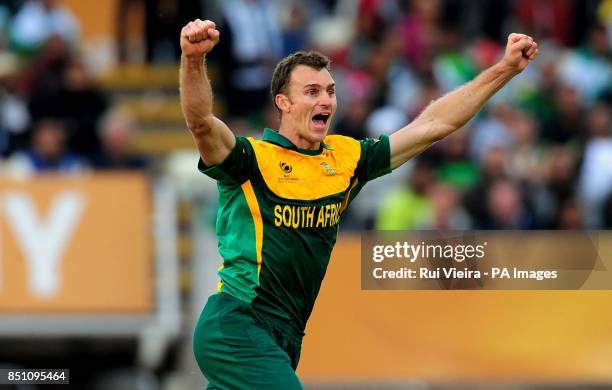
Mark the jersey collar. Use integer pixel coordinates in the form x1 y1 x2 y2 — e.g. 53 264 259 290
262 128 333 156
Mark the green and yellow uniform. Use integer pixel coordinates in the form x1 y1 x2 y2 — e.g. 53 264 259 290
193 128 390 389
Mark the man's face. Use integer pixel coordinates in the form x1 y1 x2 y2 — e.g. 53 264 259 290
33 121 65 161
41 0 58 11
281 65 337 145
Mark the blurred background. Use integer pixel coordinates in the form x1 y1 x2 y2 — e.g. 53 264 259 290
0 0 610 389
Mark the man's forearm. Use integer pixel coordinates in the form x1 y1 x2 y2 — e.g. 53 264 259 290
180 55 214 134
389 33 537 169
389 61 519 169
417 61 517 139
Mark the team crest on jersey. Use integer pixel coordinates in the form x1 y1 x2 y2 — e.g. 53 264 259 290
320 162 336 175
279 162 293 174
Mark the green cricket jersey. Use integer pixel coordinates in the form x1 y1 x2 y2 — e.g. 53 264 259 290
199 128 391 332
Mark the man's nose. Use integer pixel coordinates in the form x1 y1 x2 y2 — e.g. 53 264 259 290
318 94 332 108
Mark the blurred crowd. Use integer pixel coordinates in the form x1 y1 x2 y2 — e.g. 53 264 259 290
203 0 612 230
0 0 147 175
1 0 611 230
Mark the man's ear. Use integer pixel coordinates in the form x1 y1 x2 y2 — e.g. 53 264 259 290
275 94 291 114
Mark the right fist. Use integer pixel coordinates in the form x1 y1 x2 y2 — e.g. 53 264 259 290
180 19 220 58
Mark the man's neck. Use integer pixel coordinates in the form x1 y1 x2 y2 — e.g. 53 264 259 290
277 123 320 150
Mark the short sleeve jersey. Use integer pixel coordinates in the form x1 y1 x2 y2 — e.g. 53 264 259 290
199 128 391 332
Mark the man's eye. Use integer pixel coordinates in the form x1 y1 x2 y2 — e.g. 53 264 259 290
328 90 335 96
308 89 318 96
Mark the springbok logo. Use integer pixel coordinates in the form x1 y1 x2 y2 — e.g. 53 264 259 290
320 162 336 175
279 162 293 174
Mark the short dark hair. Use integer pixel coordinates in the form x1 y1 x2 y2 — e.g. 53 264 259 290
270 51 331 112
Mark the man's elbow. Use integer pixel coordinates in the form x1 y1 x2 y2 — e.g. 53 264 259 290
422 119 456 143
419 106 465 141
187 116 216 137
428 128 447 143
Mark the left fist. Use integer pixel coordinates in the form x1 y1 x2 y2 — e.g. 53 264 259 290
502 33 539 74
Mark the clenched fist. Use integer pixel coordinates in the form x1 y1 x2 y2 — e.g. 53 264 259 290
501 33 539 74
180 19 220 58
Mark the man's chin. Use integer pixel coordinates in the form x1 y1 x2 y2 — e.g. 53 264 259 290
308 124 329 142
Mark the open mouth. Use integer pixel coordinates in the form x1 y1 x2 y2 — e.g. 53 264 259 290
312 113 330 128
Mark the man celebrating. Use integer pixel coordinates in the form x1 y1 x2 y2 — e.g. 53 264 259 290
181 19 538 389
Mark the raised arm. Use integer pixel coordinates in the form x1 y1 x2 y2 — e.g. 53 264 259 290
389 33 539 169
180 19 235 166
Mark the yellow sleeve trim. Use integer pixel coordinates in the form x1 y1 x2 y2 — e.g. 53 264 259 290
240 180 264 282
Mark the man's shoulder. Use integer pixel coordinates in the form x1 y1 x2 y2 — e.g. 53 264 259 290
323 134 361 153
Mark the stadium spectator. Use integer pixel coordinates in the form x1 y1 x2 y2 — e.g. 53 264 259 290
398 0 442 73
482 179 535 229
578 101 612 227
4 118 87 175
433 26 478 92
346 0 388 70
541 84 585 144
558 24 611 103
0 4 10 51
506 110 543 184
375 160 435 230
423 182 472 230
333 96 371 140
540 145 579 223
0 53 30 156
144 0 203 62
604 192 612 229
9 0 80 54
553 197 586 229
91 108 148 170
280 2 308 56
24 42 107 156
212 0 283 118
430 129 480 191
23 35 71 105
59 57 108 156
463 145 510 226
469 103 514 163
515 0 574 46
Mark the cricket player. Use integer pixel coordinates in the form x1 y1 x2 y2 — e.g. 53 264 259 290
180 19 538 389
